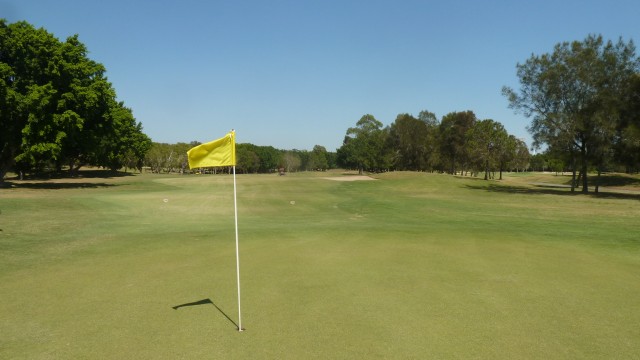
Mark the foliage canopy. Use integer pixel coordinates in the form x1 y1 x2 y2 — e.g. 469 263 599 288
503 34 640 191
0 19 150 182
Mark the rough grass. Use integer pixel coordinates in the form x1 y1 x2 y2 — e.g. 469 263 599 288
1 171 639 359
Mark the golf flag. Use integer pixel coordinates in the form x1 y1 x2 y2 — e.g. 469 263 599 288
187 131 236 169
185 130 244 332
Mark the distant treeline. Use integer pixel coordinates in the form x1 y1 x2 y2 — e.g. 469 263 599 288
335 111 529 180
144 142 337 174
146 109 530 179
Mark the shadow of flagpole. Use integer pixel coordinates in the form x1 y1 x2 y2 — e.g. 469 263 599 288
172 298 241 330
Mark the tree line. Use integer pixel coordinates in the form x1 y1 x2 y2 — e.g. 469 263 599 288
1 20 150 184
336 111 529 179
3 21 638 191
337 34 640 189
146 108 529 180
144 142 337 174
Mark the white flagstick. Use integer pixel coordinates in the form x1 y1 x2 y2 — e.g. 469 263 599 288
233 164 243 331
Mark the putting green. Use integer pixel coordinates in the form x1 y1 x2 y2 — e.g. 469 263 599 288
1 171 638 358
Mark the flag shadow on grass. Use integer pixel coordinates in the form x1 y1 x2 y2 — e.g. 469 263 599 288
172 298 240 330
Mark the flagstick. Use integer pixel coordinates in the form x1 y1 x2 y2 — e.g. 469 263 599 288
233 165 243 332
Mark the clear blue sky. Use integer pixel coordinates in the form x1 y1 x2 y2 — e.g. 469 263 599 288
3 0 639 151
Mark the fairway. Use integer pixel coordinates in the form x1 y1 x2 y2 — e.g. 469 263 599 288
1 171 639 359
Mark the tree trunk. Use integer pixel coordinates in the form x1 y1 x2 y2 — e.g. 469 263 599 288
484 159 489 180
570 155 577 193
580 143 589 193
581 163 589 194
595 168 601 194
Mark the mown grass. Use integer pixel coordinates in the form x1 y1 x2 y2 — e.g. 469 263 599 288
0 171 639 359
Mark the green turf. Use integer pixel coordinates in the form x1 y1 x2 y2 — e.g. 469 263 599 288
1 171 639 359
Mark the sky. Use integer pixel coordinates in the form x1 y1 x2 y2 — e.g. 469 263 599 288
3 0 640 151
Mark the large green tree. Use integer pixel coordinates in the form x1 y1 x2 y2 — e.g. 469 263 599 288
388 113 429 171
307 145 329 170
418 110 441 171
236 143 261 174
503 34 639 192
615 73 640 172
237 144 281 173
507 136 530 174
439 111 477 174
337 114 389 174
100 102 152 172
0 20 150 182
1 20 60 179
466 119 507 180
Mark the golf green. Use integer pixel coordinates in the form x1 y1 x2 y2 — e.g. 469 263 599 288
1 171 638 358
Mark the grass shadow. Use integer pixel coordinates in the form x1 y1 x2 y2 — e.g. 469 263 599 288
8 169 136 180
541 173 640 189
465 183 574 196
593 174 640 188
5 181 117 190
172 298 241 330
2 169 136 190
465 183 640 200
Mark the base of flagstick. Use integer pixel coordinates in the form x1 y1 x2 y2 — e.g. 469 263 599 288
238 327 245 332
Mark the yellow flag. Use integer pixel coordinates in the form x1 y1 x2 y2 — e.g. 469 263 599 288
187 131 236 169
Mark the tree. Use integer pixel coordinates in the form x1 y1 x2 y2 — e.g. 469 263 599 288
236 144 281 173
615 73 640 172
144 143 167 173
326 151 338 169
493 132 515 180
144 142 189 173
439 111 477 175
388 113 429 170
337 114 388 174
418 110 438 127
52 35 116 173
503 34 639 192
529 153 547 172
0 20 150 182
97 102 151 172
418 110 441 171
308 145 329 170
548 158 565 175
281 151 302 172
510 137 531 173
0 59 16 181
1 21 62 178
466 119 506 180
236 144 261 173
